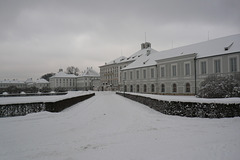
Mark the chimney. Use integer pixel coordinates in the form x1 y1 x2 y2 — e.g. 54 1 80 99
145 42 151 48
59 68 63 72
141 42 151 50
141 43 145 50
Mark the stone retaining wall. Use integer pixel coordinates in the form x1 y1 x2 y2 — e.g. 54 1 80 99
0 93 95 117
117 92 240 118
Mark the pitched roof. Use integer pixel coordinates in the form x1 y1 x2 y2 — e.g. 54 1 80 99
50 71 77 78
106 56 127 65
122 48 160 70
36 78 49 83
103 47 149 66
155 33 240 60
123 34 240 70
80 67 99 77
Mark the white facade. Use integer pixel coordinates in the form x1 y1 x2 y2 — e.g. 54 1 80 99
119 34 240 95
77 67 100 91
49 69 77 91
35 78 50 89
49 68 100 91
0 78 49 90
99 42 152 91
0 79 26 89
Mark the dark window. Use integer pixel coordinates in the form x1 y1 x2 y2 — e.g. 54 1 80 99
185 63 190 76
151 84 155 92
143 70 146 79
124 85 127 92
161 67 165 77
172 65 177 77
230 57 237 72
172 83 177 93
136 70 139 79
201 61 207 75
214 59 221 73
144 84 147 92
161 84 165 92
137 85 140 92
151 68 154 78
130 72 133 80
186 83 190 93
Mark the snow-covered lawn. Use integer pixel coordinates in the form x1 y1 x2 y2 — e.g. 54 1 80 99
0 92 239 160
0 91 93 105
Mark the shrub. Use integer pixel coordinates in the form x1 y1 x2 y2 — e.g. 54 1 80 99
198 74 240 98
40 87 52 93
54 87 67 92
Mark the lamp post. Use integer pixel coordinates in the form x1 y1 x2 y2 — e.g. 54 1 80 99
123 80 125 97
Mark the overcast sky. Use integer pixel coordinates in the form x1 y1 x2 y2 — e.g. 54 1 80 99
0 0 240 80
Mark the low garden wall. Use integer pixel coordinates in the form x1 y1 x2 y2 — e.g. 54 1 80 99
0 93 95 117
117 92 240 118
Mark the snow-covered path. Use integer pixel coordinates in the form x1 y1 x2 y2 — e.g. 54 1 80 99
0 92 240 160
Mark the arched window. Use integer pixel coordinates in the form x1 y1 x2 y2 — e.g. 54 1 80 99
186 83 190 93
136 85 140 92
144 84 147 92
161 84 165 93
130 85 133 92
172 83 177 93
151 84 155 92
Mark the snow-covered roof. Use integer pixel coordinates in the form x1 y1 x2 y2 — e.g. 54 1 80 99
80 67 100 77
36 78 49 84
122 48 161 70
105 56 127 65
25 78 34 84
121 48 150 63
103 47 149 66
123 34 240 70
155 33 240 60
50 71 77 78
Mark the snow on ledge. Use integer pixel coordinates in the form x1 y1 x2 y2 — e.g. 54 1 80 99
119 92 240 104
0 91 93 105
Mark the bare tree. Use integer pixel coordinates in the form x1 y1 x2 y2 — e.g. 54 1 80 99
66 66 79 76
41 73 55 81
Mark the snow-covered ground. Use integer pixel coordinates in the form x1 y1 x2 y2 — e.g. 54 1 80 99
0 92 239 160
122 92 240 104
0 91 93 105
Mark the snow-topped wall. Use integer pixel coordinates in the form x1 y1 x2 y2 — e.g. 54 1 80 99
117 92 240 118
0 93 95 117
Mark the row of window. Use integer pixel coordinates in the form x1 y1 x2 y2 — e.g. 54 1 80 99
200 57 237 75
0 84 25 88
124 57 238 80
55 79 75 82
160 62 190 78
125 83 191 93
125 68 156 80
201 57 237 75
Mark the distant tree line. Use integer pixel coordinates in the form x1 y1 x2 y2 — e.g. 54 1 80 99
40 66 80 82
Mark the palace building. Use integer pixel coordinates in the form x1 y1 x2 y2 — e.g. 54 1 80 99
100 34 240 95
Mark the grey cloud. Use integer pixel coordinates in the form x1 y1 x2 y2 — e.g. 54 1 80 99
0 0 239 79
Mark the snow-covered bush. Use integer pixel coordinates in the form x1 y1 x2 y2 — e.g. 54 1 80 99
20 91 26 95
54 87 67 92
198 74 240 98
